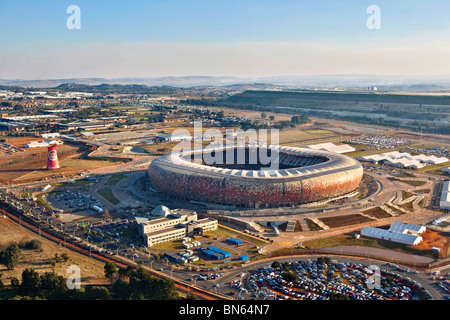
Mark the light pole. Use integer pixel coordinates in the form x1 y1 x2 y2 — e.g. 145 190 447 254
193 276 198 287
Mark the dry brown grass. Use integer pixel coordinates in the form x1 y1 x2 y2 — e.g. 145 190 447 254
362 207 392 219
319 214 374 228
0 217 108 286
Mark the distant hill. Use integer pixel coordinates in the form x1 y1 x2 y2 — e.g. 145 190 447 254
0 74 450 91
55 83 182 94
226 90 450 106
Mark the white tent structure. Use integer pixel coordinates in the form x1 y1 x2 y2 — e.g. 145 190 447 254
388 221 426 235
361 226 423 246
361 221 426 246
305 142 355 154
440 181 450 210
358 151 448 169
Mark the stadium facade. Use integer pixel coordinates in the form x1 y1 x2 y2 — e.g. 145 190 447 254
148 145 363 208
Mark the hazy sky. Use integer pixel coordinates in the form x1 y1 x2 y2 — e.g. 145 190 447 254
0 0 449 79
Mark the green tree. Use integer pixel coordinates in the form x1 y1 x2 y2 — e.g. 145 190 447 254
317 256 331 265
10 277 20 287
271 261 281 269
20 268 41 297
104 262 119 279
85 286 110 300
281 271 299 283
61 253 70 262
0 243 22 270
111 278 131 300
40 271 67 299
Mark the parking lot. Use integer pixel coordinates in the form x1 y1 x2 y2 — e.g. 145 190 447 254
346 136 413 150
0 142 25 153
244 258 433 300
88 218 137 243
47 190 103 213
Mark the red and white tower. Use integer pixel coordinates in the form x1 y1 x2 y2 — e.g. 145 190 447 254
46 145 60 170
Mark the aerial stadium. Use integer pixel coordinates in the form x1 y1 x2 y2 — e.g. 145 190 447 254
147 145 363 209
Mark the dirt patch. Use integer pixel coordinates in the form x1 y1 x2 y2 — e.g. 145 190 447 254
415 229 450 258
319 214 374 228
362 207 392 219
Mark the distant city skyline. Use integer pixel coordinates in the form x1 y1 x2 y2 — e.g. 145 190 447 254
0 0 449 80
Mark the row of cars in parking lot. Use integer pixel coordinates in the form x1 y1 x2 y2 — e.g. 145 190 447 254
88 218 135 239
246 259 425 300
48 190 103 213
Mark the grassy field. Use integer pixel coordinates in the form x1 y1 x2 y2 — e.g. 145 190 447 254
399 180 427 187
303 234 438 259
305 219 323 231
278 128 340 146
402 190 415 200
384 203 406 215
104 174 127 186
417 162 450 174
36 193 52 210
401 199 415 212
97 188 120 205
205 226 267 246
306 129 333 134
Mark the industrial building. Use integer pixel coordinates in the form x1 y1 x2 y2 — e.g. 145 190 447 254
25 139 63 148
201 246 231 260
227 238 244 246
155 133 193 142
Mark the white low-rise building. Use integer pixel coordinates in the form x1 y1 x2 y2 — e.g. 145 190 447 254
137 207 218 247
